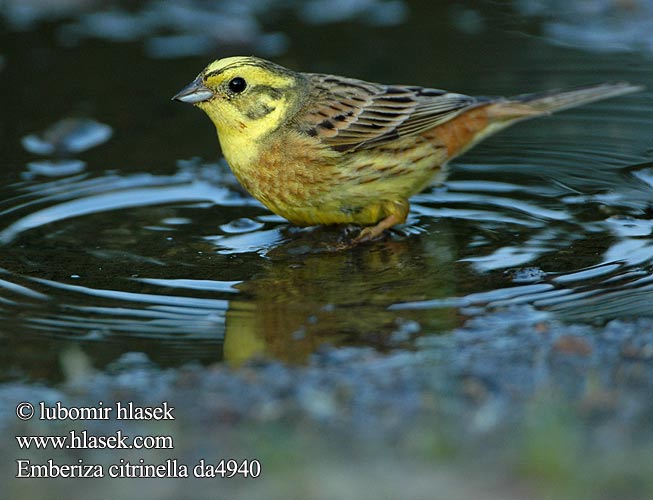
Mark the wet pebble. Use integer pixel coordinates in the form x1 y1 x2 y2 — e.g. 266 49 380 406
220 218 265 234
449 5 484 35
552 335 593 356
58 8 151 44
107 351 155 372
300 0 408 26
505 267 547 284
390 318 421 343
53 0 289 59
515 0 653 55
621 339 653 360
22 118 112 156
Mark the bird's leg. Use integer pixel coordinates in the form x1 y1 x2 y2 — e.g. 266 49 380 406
329 201 409 250
351 200 409 245
352 213 403 244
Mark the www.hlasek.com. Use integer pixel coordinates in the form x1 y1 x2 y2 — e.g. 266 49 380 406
14 401 261 479
17 429 173 450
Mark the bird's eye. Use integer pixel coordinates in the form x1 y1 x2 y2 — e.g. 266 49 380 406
228 77 247 94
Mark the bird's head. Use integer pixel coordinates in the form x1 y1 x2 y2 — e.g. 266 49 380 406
173 56 306 140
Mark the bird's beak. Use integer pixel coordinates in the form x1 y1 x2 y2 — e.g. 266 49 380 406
172 76 214 104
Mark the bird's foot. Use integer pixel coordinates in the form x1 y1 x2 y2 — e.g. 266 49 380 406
329 214 403 250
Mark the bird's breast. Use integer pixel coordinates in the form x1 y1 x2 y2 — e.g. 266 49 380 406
221 129 342 219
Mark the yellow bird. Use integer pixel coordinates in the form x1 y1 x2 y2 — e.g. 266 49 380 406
173 56 641 244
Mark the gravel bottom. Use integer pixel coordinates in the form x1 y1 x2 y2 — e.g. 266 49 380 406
2 306 653 500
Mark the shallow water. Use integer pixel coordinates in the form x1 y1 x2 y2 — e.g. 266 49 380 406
1 0 653 382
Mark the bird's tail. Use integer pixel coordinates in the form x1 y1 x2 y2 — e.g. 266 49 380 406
487 82 643 120
510 81 643 113
439 82 642 161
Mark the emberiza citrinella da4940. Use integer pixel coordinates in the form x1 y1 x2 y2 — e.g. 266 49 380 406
173 56 641 243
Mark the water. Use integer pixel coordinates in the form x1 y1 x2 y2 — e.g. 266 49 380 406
1 0 652 382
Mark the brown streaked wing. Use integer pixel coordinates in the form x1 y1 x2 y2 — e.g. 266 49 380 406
295 73 481 151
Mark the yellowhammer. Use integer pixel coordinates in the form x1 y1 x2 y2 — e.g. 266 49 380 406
174 56 641 244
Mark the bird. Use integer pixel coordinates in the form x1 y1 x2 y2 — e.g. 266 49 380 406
173 56 641 244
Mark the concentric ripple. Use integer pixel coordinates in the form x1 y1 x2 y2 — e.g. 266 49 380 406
1 16 653 378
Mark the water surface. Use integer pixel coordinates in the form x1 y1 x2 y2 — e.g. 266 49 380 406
1 0 652 382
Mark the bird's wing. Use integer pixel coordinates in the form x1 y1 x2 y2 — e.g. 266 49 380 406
295 73 480 151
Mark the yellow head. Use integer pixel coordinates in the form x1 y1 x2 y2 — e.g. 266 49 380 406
173 56 307 142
